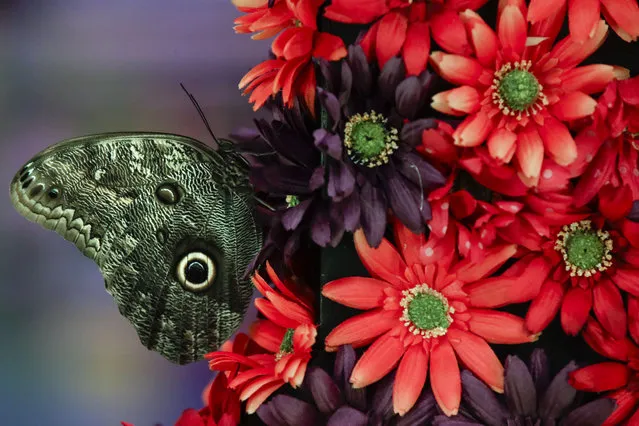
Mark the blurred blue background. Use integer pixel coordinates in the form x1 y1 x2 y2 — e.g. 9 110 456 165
0 1 268 425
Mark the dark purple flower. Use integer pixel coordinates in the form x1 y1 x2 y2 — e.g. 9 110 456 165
256 345 438 426
318 45 446 247
432 349 616 426
231 99 360 269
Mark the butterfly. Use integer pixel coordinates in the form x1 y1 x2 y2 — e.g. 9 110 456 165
9 131 262 364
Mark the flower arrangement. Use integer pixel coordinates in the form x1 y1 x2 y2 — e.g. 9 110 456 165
125 0 639 424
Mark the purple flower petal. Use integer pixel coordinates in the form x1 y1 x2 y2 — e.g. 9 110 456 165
400 118 438 148
348 45 372 96
339 60 353 107
329 218 345 247
306 367 344 415
318 58 337 93
338 192 361 232
378 56 406 102
395 150 446 189
504 355 537 417
327 406 368 426
538 360 578 419
283 227 302 265
229 127 267 149
396 391 438 426
528 348 551 396
313 129 343 160
281 198 313 231
327 161 355 202
383 170 424 234
460 370 506 426
371 371 395 422
259 395 320 426
359 181 387 247
630 200 639 221
561 398 617 426
334 346 367 412
250 165 312 195
256 402 287 426
311 208 331 246
419 70 436 99
318 88 342 132
309 166 326 191
395 76 424 120
432 415 484 426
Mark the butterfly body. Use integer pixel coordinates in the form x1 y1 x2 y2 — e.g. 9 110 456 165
10 133 261 364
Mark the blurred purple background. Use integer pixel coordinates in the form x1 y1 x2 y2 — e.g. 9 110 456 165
0 1 268 425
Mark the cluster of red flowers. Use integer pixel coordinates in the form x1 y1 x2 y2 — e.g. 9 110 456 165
128 0 639 425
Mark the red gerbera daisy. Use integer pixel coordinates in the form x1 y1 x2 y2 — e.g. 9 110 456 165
429 1 629 187
233 0 346 114
323 0 488 76
528 0 639 42
469 185 639 339
569 317 639 426
207 263 317 414
322 223 538 416
573 75 639 205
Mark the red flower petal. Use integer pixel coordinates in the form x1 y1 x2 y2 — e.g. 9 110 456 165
453 111 495 147
527 0 564 24
281 27 314 59
568 0 600 42
430 9 471 56
376 12 408 70
292 323 317 353
350 331 405 388
498 3 528 60
323 0 388 24
354 229 409 288
468 309 538 344
324 309 399 350
250 316 289 352
430 339 462 416
393 344 429 416
561 286 593 335
549 91 597 121
265 284 314 326
516 126 544 185
429 51 489 87
467 276 534 308
601 0 639 42
612 268 639 297
447 328 504 392
583 316 631 361
431 86 481 116
312 32 347 61
593 279 628 340
561 64 629 94
461 9 498 67
526 279 565 333
245 378 285 414
598 184 633 221
603 389 639 426
402 21 430 76
455 243 517 283
321 277 388 309
537 117 578 166
488 127 517 163
568 362 631 392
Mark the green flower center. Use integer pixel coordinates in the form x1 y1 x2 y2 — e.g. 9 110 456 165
555 220 614 277
498 69 539 111
344 111 399 168
285 195 300 208
400 285 453 338
276 328 295 360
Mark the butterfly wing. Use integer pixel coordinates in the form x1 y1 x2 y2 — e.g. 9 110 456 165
10 133 261 364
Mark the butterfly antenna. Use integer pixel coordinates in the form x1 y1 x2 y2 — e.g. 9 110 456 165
179 82 220 146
